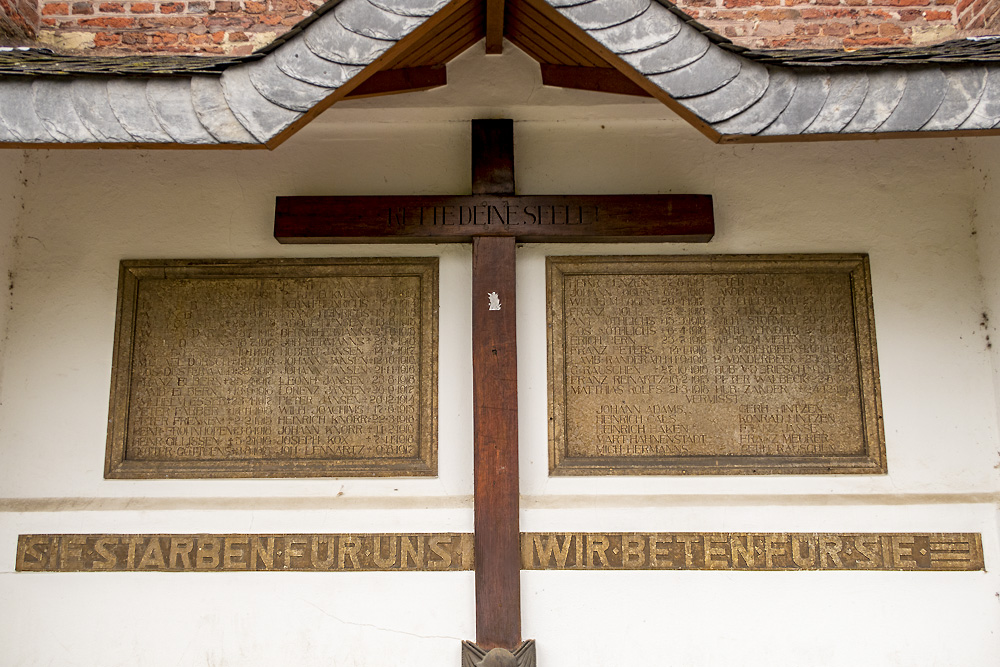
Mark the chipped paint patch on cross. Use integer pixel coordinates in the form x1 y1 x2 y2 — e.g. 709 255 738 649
488 292 501 311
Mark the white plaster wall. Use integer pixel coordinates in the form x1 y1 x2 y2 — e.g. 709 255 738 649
0 47 998 666
0 150 25 392
970 138 1000 445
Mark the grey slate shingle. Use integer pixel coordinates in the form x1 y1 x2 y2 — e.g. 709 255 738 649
1 0 1000 146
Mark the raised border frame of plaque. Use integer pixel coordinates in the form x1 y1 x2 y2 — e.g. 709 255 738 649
547 254 885 476
105 258 437 478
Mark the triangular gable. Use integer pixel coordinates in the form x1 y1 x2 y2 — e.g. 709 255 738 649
0 0 999 148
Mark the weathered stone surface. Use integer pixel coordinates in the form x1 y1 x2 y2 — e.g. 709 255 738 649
558 0 650 31
305 7 394 65
145 78 215 144
682 58 769 123
68 79 134 143
105 258 438 478
221 65 302 142
620 26 710 75
547 255 884 475
758 69 831 136
960 67 1000 130
18 534 471 571
274 38 363 88
878 67 946 133
107 79 173 143
923 66 987 131
803 71 869 134
247 56 333 112
649 45 742 99
713 68 796 136
0 80 56 142
190 76 258 144
335 0 424 41
369 0 452 17
589 1 680 55
843 69 907 133
33 80 97 142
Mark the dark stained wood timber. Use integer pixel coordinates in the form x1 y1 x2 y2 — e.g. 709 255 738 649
473 119 515 195
343 65 447 99
272 119 714 655
485 0 506 54
471 119 520 651
541 64 653 97
274 194 714 244
472 235 521 650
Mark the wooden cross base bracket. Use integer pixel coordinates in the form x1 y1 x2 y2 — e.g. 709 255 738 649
462 640 537 667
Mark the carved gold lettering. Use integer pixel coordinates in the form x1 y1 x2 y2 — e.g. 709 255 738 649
819 535 844 568
532 534 572 568
309 536 335 569
196 537 221 569
138 537 166 569
855 535 880 569
125 536 145 569
168 537 194 569
703 534 728 569
224 537 248 570
891 536 916 569
429 536 453 569
283 536 307 569
585 534 610 568
765 534 787 569
251 537 275 570
648 534 672 568
372 535 397 568
92 537 119 570
400 535 424 569
622 534 645 568
60 536 87 570
730 535 755 568
674 535 698 567
790 536 816 568
17 536 47 571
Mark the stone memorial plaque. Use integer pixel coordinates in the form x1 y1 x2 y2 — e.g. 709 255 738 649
106 258 437 478
547 254 884 475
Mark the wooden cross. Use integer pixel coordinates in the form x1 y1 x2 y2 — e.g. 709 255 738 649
274 120 714 661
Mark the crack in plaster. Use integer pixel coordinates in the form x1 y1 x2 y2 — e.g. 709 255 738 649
303 600 465 642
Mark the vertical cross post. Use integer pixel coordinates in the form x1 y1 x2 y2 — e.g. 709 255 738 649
471 119 521 651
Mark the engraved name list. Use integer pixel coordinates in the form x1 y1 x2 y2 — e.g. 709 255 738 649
548 255 884 475
106 258 438 478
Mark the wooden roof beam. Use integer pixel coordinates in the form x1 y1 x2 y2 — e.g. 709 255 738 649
540 64 652 98
485 0 505 54
343 65 447 100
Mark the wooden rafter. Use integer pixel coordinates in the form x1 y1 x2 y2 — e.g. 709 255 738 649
485 0 506 54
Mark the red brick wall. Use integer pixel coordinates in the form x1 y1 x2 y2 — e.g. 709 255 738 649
31 0 1000 54
37 0 322 53
677 0 985 49
957 0 1000 29
1 0 39 43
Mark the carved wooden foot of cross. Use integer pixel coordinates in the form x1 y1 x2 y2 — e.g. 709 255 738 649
274 119 714 665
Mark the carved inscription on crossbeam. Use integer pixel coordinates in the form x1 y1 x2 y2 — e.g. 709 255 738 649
548 254 884 475
274 195 714 244
521 533 984 571
105 258 437 478
17 534 472 571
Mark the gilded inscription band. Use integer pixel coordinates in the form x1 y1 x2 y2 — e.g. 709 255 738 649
16 532 983 572
16 534 473 572
520 532 984 571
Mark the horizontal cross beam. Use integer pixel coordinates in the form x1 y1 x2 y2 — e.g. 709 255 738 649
274 194 714 244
